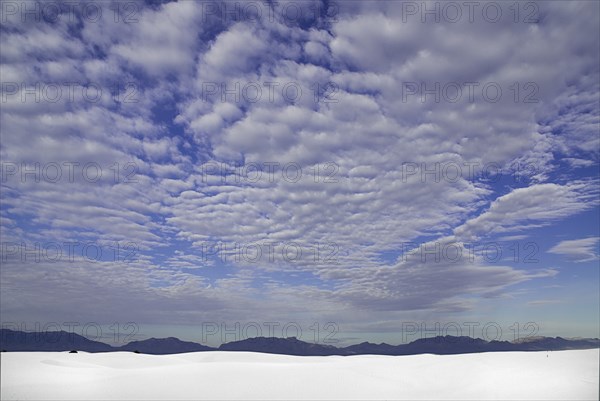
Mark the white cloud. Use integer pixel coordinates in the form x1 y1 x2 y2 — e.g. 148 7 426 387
454 183 598 241
1 0 598 333
549 237 600 262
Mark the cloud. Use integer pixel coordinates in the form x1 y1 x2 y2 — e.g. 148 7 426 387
548 237 600 262
0 0 598 337
527 300 565 306
323 236 557 313
454 182 598 241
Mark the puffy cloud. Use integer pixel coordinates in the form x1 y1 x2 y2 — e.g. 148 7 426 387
1 0 598 338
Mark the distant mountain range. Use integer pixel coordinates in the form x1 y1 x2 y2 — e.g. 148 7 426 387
118 337 213 354
1 329 598 356
0 329 113 353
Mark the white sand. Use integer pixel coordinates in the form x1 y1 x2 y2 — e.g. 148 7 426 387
1 349 598 400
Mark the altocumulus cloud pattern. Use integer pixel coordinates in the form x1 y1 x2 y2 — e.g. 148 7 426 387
0 0 599 347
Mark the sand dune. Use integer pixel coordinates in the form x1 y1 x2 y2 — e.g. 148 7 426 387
1 349 598 400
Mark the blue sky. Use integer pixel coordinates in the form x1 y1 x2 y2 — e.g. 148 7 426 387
0 0 599 347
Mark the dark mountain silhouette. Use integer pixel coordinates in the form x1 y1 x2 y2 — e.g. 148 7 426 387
0 329 112 352
218 336 340 356
510 336 600 351
485 340 519 352
118 337 214 354
342 336 500 355
1 329 598 356
396 335 490 355
343 341 397 355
